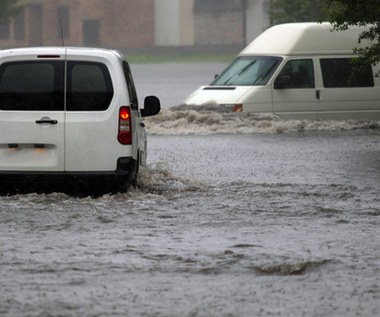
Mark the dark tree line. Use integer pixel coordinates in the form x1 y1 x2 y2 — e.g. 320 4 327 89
0 0 21 23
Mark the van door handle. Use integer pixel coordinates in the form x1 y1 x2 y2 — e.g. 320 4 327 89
35 119 58 125
316 90 321 100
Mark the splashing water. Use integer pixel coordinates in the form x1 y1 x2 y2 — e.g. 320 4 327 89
144 105 380 135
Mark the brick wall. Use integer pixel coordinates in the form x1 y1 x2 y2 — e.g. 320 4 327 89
0 0 155 49
193 0 245 46
194 11 244 45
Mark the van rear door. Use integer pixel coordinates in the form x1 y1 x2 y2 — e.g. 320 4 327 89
64 52 121 172
0 57 65 172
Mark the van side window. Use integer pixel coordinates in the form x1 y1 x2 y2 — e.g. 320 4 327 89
122 61 138 110
275 59 314 89
320 58 374 88
0 61 64 111
67 62 113 111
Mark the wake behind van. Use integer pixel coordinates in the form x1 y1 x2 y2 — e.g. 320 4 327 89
182 23 380 120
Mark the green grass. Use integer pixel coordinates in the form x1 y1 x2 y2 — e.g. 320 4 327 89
126 53 235 64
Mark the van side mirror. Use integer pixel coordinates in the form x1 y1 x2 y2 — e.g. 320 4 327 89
141 96 161 117
274 75 291 89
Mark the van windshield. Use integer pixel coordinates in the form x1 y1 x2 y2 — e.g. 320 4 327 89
211 56 282 86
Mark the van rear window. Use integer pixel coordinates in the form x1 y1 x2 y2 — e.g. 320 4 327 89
0 61 113 111
320 58 374 88
0 61 64 111
67 62 114 111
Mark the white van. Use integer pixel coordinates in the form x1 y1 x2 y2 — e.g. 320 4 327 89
0 47 160 195
182 23 380 120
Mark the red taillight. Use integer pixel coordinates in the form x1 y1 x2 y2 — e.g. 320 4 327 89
118 106 132 144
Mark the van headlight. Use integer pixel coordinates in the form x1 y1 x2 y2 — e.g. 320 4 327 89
220 104 243 112
232 104 243 112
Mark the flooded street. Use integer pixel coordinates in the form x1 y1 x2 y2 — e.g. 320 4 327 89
0 64 379 317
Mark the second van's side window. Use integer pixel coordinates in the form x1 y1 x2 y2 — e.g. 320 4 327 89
275 59 314 89
67 62 114 111
320 58 374 88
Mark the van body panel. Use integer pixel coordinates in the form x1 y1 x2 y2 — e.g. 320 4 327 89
131 108 147 166
64 48 131 172
182 23 380 120
239 23 369 56
272 88 318 120
235 87 272 112
0 112 65 171
64 110 124 171
184 86 253 106
271 57 318 119
317 87 380 120
0 49 66 171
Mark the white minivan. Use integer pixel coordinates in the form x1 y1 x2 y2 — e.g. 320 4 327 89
182 23 380 120
0 47 160 195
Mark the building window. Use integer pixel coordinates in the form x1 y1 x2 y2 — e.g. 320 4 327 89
83 20 100 46
0 20 11 40
14 10 25 40
28 5 43 46
193 0 244 45
57 6 70 39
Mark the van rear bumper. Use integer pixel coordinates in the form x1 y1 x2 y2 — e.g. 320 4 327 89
0 157 137 195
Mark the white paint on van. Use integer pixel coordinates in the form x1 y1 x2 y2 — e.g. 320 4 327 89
240 22 369 56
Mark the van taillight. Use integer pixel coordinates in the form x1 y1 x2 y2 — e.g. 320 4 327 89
118 106 132 144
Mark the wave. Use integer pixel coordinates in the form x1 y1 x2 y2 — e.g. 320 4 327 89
0 165 200 201
253 259 331 275
135 163 202 195
144 105 380 135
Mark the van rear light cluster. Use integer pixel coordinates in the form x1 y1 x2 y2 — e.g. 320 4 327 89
118 106 132 144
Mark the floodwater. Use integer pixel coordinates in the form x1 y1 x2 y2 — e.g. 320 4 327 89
0 64 379 317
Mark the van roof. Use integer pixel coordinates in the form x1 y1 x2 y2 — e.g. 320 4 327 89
0 47 123 59
239 22 370 56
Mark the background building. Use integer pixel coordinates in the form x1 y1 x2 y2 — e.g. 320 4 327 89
0 0 270 51
155 0 270 47
0 0 155 49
